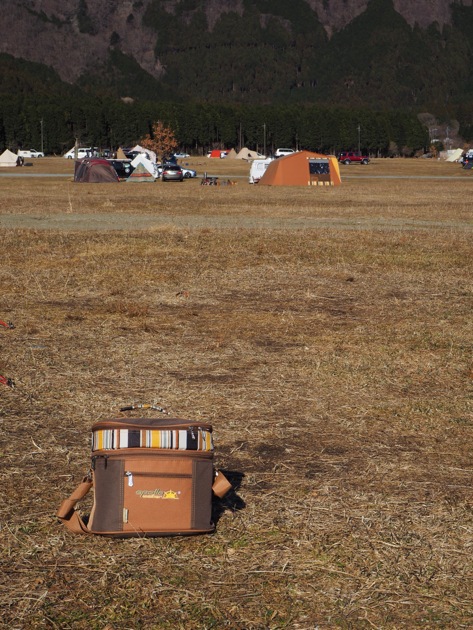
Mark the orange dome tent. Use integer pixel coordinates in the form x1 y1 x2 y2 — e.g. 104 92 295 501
258 150 341 187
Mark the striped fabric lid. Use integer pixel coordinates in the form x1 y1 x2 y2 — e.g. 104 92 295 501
92 426 214 452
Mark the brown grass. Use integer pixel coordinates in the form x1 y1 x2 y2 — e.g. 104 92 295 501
0 157 472 629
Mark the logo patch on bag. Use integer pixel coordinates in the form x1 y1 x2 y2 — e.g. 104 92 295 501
136 488 180 500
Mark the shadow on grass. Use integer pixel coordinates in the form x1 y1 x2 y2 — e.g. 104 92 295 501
212 469 245 524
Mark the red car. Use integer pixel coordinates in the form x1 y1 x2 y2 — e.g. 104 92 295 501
338 151 370 165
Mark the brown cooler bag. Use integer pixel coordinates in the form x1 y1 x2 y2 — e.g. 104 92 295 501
57 417 231 537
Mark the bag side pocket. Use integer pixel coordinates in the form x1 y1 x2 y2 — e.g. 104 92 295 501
192 459 214 531
89 457 124 533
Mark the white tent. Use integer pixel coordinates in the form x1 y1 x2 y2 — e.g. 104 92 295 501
446 148 463 162
131 144 157 164
126 162 156 183
0 149 18 167
236 147 266 161
131 154 158 178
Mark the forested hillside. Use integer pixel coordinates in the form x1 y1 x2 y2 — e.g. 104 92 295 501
1 0 473 153
0 52 429 157
138 0 473 111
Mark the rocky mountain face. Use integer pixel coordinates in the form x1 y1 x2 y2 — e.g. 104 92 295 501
1 0 472 84
308 0 472 33
0 0 158 82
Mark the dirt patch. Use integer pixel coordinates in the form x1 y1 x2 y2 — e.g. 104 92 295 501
1 211 472 231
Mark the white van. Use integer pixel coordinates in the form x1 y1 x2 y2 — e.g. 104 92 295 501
63 147 96 159
18 149 44 158
274 148 294 158
249 158 273 184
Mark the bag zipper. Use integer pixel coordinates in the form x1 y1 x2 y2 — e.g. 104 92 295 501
92 448 213 460
125 471 192 487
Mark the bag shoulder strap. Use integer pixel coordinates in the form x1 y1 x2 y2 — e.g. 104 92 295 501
56 477 93 534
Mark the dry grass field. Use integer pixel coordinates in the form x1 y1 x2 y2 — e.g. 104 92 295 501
1 156 472 629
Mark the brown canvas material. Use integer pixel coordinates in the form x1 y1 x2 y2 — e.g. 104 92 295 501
191 459 214 530
89 453 213 534
89 457 124 532
57 417 231 537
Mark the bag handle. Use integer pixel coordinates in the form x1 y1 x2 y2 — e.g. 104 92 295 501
56 477 93 534
119 403 169 415
212 470 232 498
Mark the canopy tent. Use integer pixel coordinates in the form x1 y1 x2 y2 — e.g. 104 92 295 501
74 158 119 183
0 149 19 167
208 149 223 158
446 148 463 162
236 147 266 160
131 144 157 164
258 151 341 187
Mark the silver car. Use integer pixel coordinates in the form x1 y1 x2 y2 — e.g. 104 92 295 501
162 164 184 181
181 166 197 178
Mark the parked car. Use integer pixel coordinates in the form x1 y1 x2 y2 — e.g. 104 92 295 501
274 148 295 158
461 155 473 168
181 166 196 178
162 164 184 181
107 159 134 179
160 155 194 177
18 149 44 158
173 152 190 159
460 149 473 167
338 151 370 165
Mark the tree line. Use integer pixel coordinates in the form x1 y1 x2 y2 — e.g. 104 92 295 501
0 87 428 157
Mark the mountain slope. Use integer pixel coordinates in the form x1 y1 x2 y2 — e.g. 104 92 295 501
1 0 473 112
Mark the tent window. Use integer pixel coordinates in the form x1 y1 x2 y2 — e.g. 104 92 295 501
308 158 330 175
308 158 331 185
